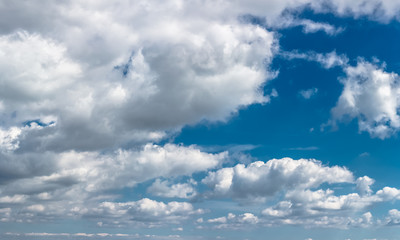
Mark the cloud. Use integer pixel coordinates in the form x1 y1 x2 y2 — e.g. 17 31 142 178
206 213 259 229
0 144 225 223
282 52 400 140
2 0 399 153
2 232 183 239
299 88 319 99
202 158 353 203
269 15 344 35
385 209 400 225
0 2 278 153
287 146 319 150
312 0 400 22
331 60 400 139
356 176 375 195
85 198 202 228
1 0 400 233
0 127 21 152
281 50 349 69
199 158 400 228
203 208 376 229
258 183 400 228
147 179 196 199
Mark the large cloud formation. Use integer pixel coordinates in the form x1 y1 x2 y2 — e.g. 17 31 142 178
1 0 400 234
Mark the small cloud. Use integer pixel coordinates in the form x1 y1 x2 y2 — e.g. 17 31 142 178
299 88 318 99
269 15 344 36
359 152 370 157
287 146 319 151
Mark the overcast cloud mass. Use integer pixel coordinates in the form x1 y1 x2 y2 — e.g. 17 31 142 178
1 0 400 240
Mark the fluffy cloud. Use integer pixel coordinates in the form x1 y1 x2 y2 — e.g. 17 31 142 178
0 127 21 152
385 209 400 225
331 61 400 139
0 1 278 153
2 0 399 153
259 183 400 228
281 51 400 139
85 198 202 227
206 212 259 229
283 51 400 139
1 0 400 232
0 144 225 223
147 179 196 199
200 158 400 229
356 176 375 195
202 158 353 203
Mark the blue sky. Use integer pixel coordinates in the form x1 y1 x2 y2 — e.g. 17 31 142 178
1 1 400 240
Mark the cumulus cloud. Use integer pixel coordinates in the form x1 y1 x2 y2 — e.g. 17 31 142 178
258 183 400 228
1 0 400 232
202 158 353 203
85 198 202 228
356 176 375 195
0 144 225 223
0 2 278 153
199 158 400 228
1 0 399 153
385 209 400 225
282 52 400 139
206 213 259 229
331 60 400 139
147 179 196 199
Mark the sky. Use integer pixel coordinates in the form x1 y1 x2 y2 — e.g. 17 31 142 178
2 1 400 240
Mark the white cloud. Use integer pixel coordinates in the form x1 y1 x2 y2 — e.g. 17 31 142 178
3 0 399 154
299 88 319 99
208 216 227 224
281 50 349 69
0 127 21 152
270 15 344 35
0 3 278 153
313 0 400 22
356 176 375 195
385 209 400 225
86 198 202 227
147 179 196 199
262 201 293 217
331 60 400 139
0 144 225 223
3 143 225 195
258 183 400 228
0 195 27 204
202 158 353 203
200 158 400 228
1 0 400 232
206 213 259 229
